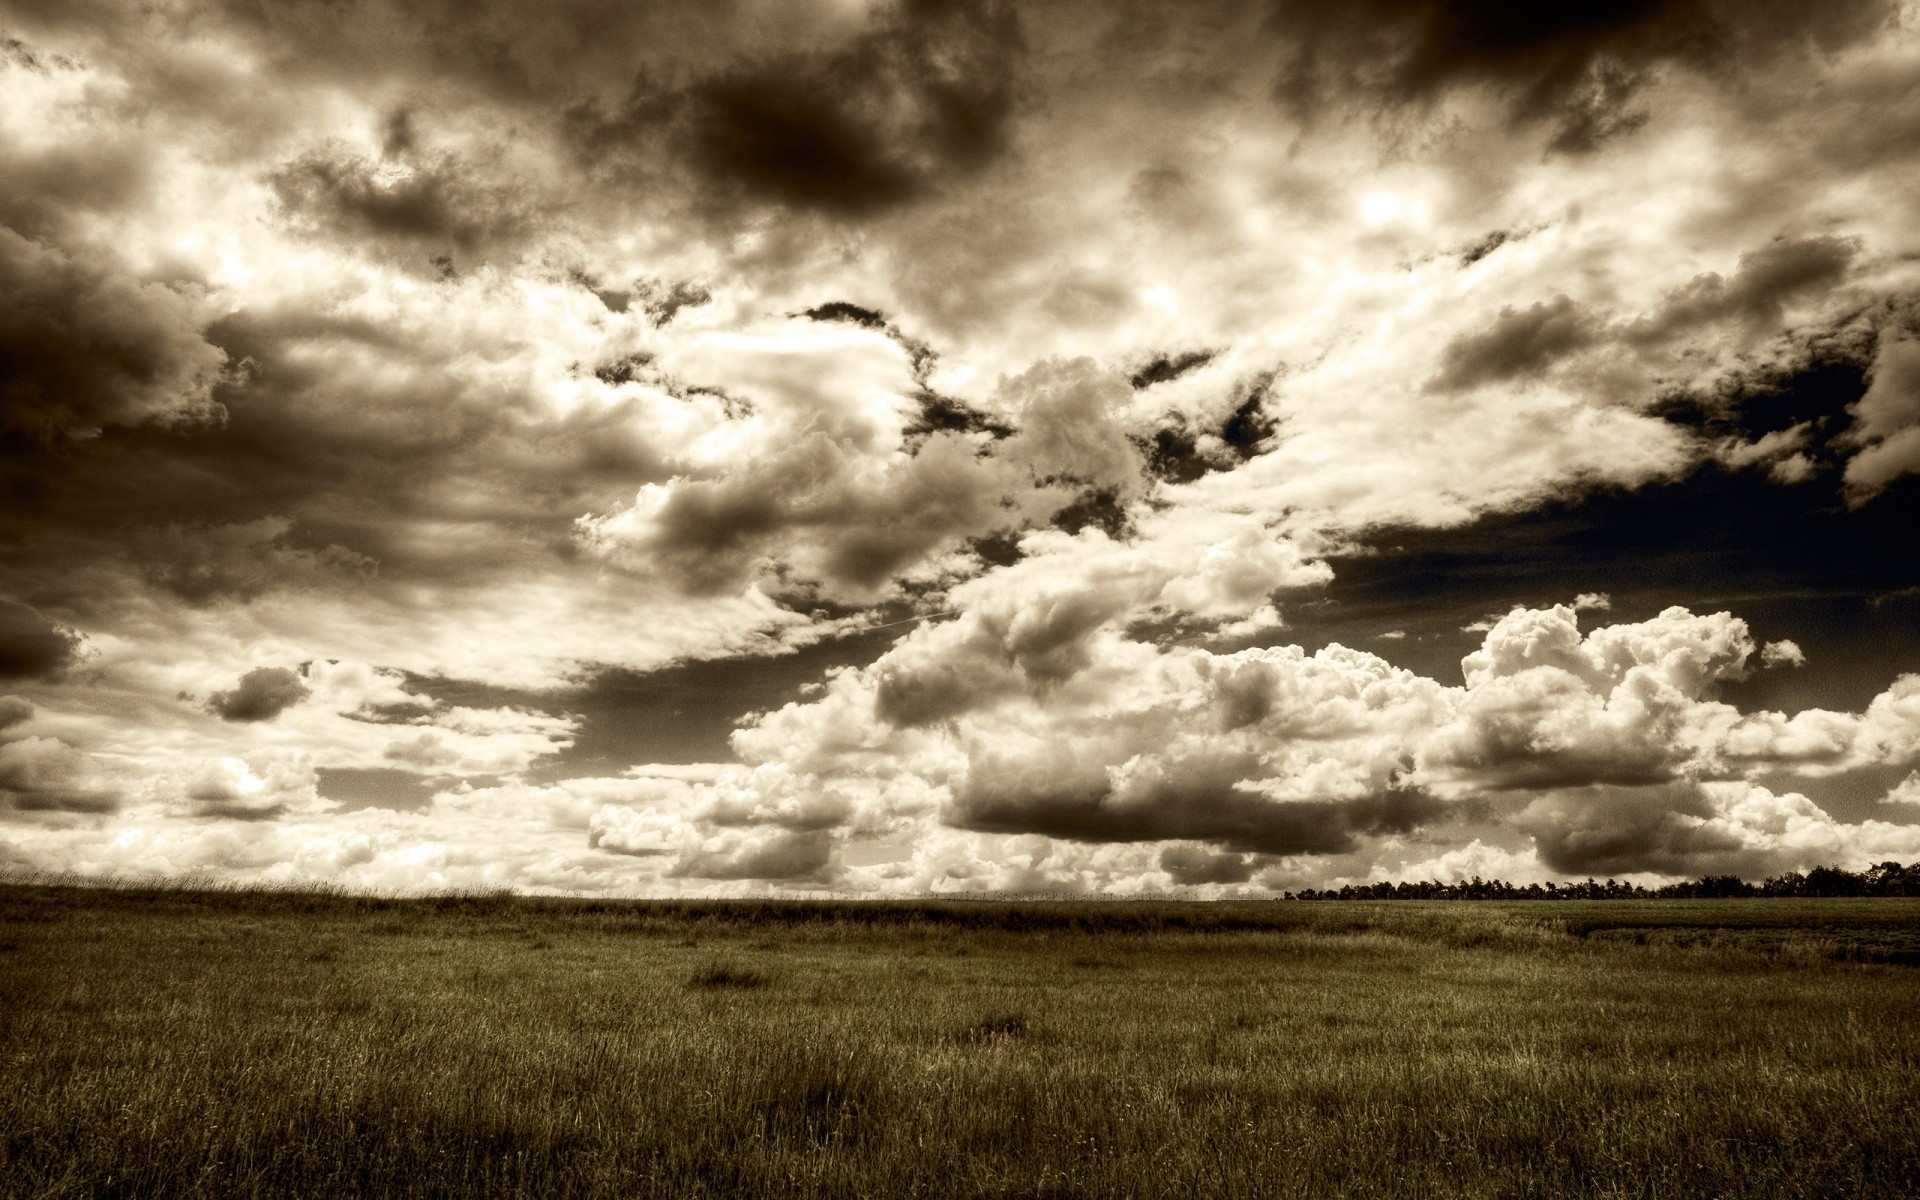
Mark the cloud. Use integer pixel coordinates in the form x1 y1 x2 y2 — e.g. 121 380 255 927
670 826 836 881
1521 780 1920 878
177 752 322 820
1628 235 1859 343
598 0 1024 218
0 736 119 814
1761 639 1806 668
568 322 1021 599
1428 236 1859 394
207 666 311 723
135 521 377 606
1422 603 1756 791
0 228 226 443
1263 0 1890 149
739 532 1432 861
269 140 533 264
0 600 81 680
1158 842 1258 885
1426 294 1603 391
717 596 1920 884
576 352 1161 602
579 427 1012 599
1710 672 1920 776
0 697 32 732
372 705 579 778
1841 332 1920 496
2 0 1919 894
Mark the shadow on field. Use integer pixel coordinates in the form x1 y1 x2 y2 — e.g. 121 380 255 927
689 960 772 989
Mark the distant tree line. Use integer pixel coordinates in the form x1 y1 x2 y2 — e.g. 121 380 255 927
1286 862 1920 900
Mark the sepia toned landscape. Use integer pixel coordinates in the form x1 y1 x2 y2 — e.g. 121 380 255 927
8 0 1920 1192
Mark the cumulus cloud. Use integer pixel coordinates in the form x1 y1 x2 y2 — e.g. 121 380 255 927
178 752 322 821
708 598 1920 887
574 350 1166 601
1422 603 1756 791
1159 842 1258 886
207 666 311 723
1761 639 1806 668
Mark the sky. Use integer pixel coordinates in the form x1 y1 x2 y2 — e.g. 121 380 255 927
4 0 1920 896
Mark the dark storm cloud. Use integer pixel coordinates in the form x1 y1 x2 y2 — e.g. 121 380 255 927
599 427 1012 599
1128 350 1217 391
0 287 674 619
0 230 226 444
1427 236 1860 393
13 0 1024 234
800 301 890 329
1158 842 1257 885
269 142 532 262
208 666 312 723
1520 783 1746 876
1628 235 1860 343
589 0 1024 217
950 770 1441 857
132 522 378 606
1262 0 1892 149
669 827 834 880
0 601 80 680
680 0 1020 216
1426 295 1600 392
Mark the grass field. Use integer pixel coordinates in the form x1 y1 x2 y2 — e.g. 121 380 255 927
3 885 1919 1198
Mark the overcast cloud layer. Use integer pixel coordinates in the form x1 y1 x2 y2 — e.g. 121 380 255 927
5 0 1920 894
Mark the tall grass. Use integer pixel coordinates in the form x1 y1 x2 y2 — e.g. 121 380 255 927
3 884 1918 1197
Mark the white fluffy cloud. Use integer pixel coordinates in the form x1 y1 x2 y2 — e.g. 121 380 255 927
690 601 1920 890
8 598 1920 893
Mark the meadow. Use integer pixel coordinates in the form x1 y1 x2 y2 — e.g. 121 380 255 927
3 884 1918 1199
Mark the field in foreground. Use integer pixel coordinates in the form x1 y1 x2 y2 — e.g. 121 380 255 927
4 887 1919 1199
